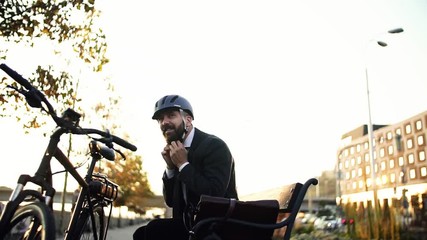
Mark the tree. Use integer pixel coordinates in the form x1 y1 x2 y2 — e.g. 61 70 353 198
0 0 107 70
105 153 155 213
0 0 154 209
91 102 155 211
0 0 108 127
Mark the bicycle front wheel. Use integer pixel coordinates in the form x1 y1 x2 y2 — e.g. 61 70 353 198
72 203 106 240
3 202 56 240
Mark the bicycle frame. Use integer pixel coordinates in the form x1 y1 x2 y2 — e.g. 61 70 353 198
0 121 117 240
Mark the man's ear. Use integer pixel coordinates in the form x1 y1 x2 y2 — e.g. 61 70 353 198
186 115 193 123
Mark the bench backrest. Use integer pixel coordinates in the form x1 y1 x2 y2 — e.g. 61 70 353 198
190 178 318 240
277 182 303 213
275 180 312 239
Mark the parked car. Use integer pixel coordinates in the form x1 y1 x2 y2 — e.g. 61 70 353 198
300 213 316 224
314 215 341 231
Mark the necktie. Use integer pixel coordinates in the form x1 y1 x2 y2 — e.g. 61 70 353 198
182 147 190 204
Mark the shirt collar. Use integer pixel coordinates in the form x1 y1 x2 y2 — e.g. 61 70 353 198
184 127 195 148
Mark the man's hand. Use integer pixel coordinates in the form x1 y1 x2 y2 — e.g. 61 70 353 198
161 145 176 169
168 140 189 169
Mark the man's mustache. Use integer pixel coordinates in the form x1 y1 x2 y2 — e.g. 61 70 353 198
161 124 174 133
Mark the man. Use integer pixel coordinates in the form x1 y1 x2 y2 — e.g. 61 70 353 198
133 94 238 240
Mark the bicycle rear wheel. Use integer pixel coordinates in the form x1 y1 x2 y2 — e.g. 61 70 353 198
72 203 106 240
3 202 56 240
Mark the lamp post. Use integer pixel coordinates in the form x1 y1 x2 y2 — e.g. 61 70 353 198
364 27 403 239
365 27 404 207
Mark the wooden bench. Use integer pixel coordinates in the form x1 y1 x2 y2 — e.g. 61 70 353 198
189 177 318 240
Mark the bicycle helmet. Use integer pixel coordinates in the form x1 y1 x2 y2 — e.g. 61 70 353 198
152 95 194 120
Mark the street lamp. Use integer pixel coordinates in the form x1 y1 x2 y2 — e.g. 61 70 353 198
365 27 404 207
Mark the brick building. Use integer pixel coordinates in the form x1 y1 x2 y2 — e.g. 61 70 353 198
336 110 427 223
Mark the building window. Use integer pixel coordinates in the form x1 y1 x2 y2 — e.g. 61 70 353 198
366 178 372 187
389 159 395 169
400 170 406 183
345 159 349 169
365 153 370 162
407 138 414 149
381 174 387 184
352 181 357 189
417 134 425 146
357 156 362 164
380 147 385 157
381 161 386 171
350 146 355 155
409 168 416 179
396 128 402 136
351 169 356 178
421 167 427 178
419 150 426 162
358 168 363 176
366 166 371 175
358 180 364 189
343 148 349 157
395 134 403 152
388 145 394 155
364 142 369 150
387 131 393 140
416 119 422 131
405 123 412 135
351 158 355 167
398 156 404 166
408 153 415 164
356 144 361 152
346 172 350 180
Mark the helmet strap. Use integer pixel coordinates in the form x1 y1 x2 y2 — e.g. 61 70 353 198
179 109 188 140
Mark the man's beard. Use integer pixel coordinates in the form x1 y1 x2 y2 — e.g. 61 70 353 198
162 121 186 144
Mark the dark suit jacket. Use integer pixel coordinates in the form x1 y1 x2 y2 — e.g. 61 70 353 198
162 128 238 219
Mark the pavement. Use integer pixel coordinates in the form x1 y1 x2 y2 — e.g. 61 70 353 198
104 224 143 240
56 223 146 240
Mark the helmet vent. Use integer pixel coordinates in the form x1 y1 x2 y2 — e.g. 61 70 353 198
170 95 179 103
159 96 168 106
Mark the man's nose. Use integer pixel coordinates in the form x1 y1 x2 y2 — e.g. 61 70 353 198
159 117 170 125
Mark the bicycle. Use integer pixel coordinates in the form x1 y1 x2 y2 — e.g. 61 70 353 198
0 63 137 240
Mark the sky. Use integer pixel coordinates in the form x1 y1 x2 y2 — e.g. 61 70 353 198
1 0 427 197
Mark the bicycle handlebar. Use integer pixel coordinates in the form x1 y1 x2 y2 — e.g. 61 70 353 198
0 63 137 152
0 63 33 90
74 128 137 151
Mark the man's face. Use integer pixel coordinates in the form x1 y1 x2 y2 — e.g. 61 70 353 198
157 109 186 144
